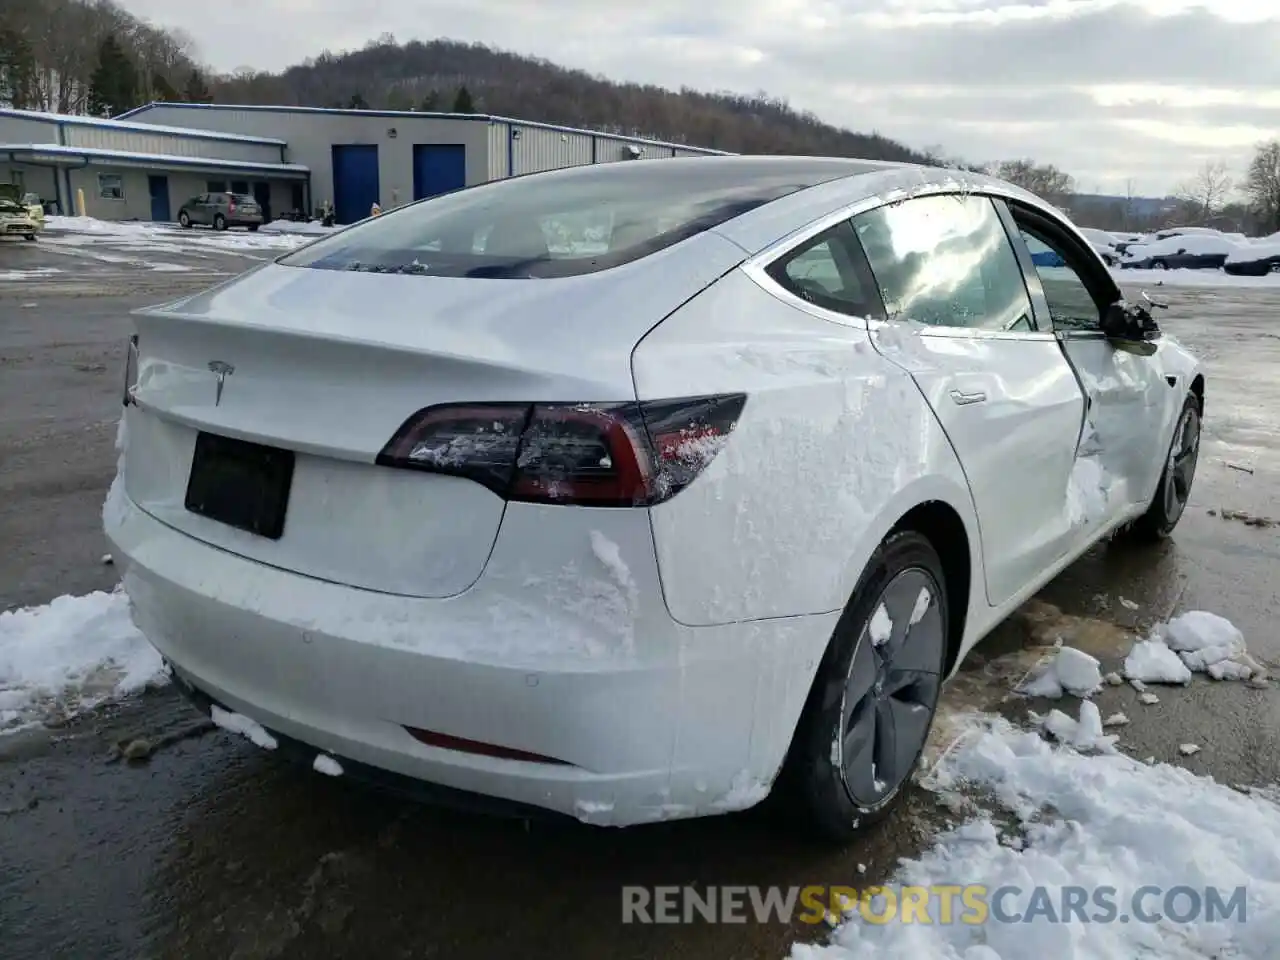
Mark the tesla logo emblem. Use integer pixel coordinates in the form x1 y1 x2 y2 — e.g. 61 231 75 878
208 360 234 405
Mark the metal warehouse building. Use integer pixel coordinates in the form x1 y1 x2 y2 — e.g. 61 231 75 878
0 108 307 223
1 103 728 226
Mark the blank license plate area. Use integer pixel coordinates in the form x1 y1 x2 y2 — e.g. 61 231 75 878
184 432 294 539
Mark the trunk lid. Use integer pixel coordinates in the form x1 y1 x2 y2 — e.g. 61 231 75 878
123 233 745 597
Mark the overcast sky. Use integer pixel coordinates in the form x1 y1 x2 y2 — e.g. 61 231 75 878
115 0 1280 196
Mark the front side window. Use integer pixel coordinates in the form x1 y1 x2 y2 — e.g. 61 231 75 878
280 158 866 279
1017 226 1102 331
765 222 878 319
853 193 1034 331
98 174 124 201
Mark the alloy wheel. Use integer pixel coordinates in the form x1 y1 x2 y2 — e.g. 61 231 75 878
836 567 945 809
1164 405 1201 525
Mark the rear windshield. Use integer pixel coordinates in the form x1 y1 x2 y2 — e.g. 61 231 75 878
279 157 867 279
231 194 257 203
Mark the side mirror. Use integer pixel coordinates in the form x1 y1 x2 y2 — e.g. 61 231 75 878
1101 299 1161 355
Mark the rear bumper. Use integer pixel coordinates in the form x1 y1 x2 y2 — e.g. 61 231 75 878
169 669 574 822
106 490 836 826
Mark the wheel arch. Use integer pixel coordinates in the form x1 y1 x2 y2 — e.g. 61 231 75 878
887 499 972 678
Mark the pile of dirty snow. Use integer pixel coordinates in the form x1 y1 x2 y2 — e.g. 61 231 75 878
0 589 165 733
1017 610 1264 705
1125 610 1266 686
794 715 1280 959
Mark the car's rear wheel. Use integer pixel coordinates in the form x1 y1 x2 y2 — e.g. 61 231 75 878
24 233 36 242
1153 260 1168 270
1129 393 1201 540
179 211 191 228
248 224 260 232
213 214 227 231
779 530 948 842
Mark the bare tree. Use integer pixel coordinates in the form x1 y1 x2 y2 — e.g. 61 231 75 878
1173 160 1233 224
989 159 1076 206
1244 141 1280 235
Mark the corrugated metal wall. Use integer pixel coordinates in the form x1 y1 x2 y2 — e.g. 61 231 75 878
487 121 509 179
60 125 280 164
593 136 675 163
512 126 594 175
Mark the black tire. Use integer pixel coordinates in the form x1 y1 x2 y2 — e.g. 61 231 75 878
1152 260 1168 270
248 223 260 232
179 212 191 228
213 214 227 231
1128 392 1201 541
24 233 36 242
777 529 949 842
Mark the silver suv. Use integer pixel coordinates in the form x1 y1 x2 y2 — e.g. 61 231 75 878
177 192 263 231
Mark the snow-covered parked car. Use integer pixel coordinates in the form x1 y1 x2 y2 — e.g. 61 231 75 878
104 157 1204 839
0 184 39 240
1077 227 1121 265
1224 238 1280 276
1121 233 1237 270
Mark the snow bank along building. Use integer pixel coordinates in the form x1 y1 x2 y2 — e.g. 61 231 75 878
0 103 728 225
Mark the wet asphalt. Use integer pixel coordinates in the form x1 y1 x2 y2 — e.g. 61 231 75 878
0 241 1277 960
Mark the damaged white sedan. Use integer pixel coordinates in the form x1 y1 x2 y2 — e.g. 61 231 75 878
104 156 1202 840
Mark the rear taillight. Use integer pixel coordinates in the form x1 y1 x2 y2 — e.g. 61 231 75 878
227 199 236 213
376 394 746 507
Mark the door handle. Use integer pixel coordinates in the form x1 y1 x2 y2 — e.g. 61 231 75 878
950 389 987 405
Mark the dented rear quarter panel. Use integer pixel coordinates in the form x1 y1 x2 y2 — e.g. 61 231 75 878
632 268 985 636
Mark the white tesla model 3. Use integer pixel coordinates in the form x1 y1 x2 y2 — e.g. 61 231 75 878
105 156 1203 839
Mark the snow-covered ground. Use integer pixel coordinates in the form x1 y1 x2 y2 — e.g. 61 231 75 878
797 712 1280 959
38 215 332 258
795 610 1275 958
0 589 164 733
1111 267 1280 289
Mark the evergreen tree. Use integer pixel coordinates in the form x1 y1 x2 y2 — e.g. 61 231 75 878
183 68 212 103
452 85 474 113
347 92 368 109
418 89 441 111
87 35 138 116
151 71 179 102
0 28 37 109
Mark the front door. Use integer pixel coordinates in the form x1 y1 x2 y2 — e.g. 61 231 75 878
853 192 1087 607
1004 203 1169 540
253 182 272 222
148 175 170 222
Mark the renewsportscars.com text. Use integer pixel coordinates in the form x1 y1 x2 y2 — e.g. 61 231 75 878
621 884 1248 925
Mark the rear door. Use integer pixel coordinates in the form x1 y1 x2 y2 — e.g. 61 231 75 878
1002 201 1170 535
852 192 1087 607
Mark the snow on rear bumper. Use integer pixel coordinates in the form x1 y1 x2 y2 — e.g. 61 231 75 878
105 491 837 825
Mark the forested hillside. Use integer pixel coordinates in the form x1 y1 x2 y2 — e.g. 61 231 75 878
1 5 932 162
211 34 934 161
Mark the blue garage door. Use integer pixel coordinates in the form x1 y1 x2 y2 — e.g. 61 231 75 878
412 144 467 201
332 144 380 225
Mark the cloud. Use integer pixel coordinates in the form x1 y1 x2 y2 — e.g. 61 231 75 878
116 0 1280 195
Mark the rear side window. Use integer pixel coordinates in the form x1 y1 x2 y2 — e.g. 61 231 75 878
279 159 859 279
853 193 1034 331
765 222 881 319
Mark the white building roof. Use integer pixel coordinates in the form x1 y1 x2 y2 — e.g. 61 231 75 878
113 102 733 156
0 108 288 146
0 143 307 176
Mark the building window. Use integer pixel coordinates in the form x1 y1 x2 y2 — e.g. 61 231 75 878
98 174 124 200
207 180 227 193
230 180 249 195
